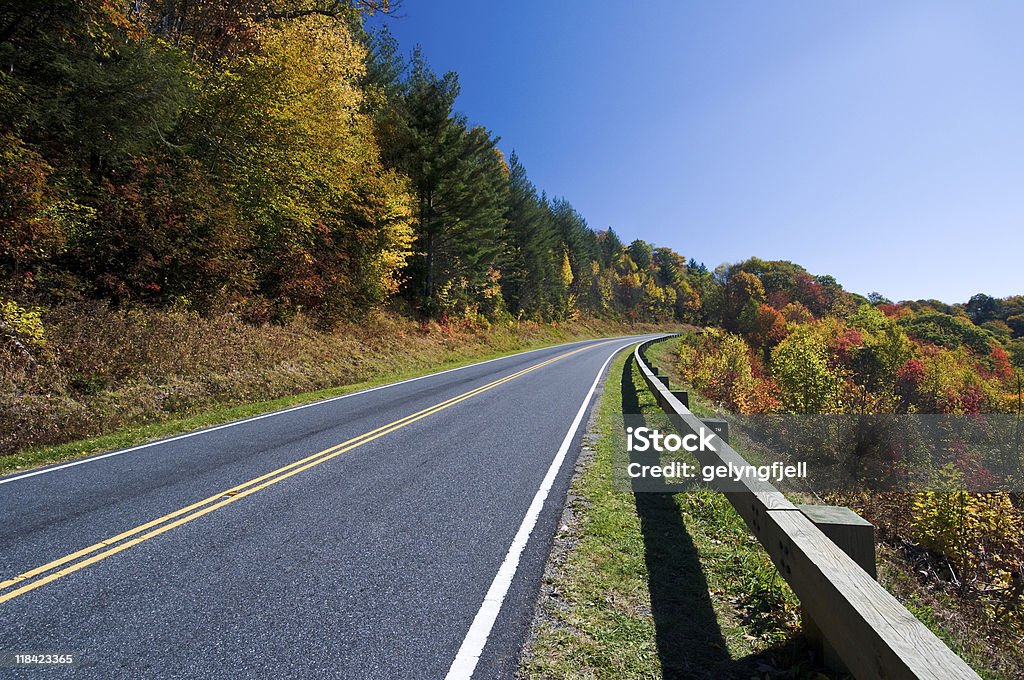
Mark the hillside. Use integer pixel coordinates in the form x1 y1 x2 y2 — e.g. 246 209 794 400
3 2 1022 462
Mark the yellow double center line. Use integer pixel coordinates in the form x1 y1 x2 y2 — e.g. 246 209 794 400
0 341 612 605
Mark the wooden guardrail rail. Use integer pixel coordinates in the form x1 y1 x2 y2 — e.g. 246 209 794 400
633 337 980 680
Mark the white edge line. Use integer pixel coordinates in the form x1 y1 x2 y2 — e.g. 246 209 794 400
0 335 644 486
444 338 642 680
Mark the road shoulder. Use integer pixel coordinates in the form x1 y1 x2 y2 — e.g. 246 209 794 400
517 345 828 679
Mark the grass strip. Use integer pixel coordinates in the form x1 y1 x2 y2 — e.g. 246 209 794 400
520 344 829 679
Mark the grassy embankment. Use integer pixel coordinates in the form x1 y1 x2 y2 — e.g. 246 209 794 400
644 336 1010 679
519 340 830 679
0 304 675 476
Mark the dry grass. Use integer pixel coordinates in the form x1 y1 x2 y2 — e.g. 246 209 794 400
0 302 668 460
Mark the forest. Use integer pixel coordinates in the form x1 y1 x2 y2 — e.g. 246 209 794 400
3 2 1023 447
5 2 1022 354
0 0 709 460
0 0 697 328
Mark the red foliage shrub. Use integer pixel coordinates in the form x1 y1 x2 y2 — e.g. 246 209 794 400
988 344 1014 381
748 303 788 351
878 303 904 318
829 327 864 365
792 272 828 317
897 358 925 385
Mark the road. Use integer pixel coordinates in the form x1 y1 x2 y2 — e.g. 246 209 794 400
0 335 655 679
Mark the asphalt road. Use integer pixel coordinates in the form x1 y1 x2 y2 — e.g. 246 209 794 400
0 335 655 679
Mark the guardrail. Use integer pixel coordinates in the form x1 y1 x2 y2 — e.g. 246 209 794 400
633 337 980 680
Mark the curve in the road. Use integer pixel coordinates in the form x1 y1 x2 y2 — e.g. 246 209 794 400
0 334 657 679
0 340 616 606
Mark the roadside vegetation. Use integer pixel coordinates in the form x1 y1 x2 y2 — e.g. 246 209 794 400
2 2 698 331
520 348 827 679
3 1 702 472
663 319 1023 678
0 312 676 475
522 322 1018 678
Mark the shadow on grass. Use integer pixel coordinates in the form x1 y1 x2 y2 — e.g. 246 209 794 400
622 355 818 679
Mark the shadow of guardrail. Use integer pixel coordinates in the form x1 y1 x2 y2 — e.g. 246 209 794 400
623 355 821 679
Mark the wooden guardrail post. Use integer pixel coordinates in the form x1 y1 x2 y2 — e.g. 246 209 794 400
798 504 877 672
798 505 876 579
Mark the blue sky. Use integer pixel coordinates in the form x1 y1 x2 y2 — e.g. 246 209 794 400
370 1 1024 304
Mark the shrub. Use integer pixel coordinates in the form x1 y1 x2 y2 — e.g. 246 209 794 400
771 323 845 413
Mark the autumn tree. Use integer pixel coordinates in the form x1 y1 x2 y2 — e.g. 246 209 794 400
550 198 599 316
723 269 766 334
748 303 788 360
771 324 845 413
